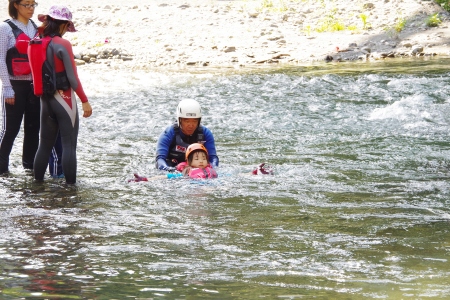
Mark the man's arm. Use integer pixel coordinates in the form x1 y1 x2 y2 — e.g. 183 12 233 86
155 126 176 171
203 126 219 167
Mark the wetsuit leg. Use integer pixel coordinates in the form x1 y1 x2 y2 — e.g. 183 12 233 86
33 98 58 181
22 83 41 169
0 80 37 173
35 91 79 184
48 131 63 177
57 102 79 184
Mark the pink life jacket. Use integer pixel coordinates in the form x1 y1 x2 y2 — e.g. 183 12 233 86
176 162 218 179
188 166 218 179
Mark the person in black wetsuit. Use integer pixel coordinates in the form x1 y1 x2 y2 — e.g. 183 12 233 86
32 5 92 184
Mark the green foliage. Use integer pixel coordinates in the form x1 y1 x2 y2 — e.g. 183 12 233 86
434 0 450 12
303 24 312 36
394 17 406 32
259 0 288 12
426 13 442 27
383 19 405 38
316 8 346 32
261 0 274 8
360 13 371 30
347 24 358 31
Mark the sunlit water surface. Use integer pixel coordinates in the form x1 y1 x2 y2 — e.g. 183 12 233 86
1 58 450 299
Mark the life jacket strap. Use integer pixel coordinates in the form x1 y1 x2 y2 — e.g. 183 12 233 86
4 19 37 38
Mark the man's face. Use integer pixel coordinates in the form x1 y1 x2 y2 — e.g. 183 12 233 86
179 118 199 135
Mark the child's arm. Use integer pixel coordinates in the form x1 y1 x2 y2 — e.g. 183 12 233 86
181 166 192 177
128 173 183 182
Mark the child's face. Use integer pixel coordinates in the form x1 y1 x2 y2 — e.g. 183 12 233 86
190 151 208 168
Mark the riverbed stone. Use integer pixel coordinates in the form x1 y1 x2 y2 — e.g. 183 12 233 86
17 0 450 70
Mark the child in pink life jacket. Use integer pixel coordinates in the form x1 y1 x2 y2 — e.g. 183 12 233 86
129 143 217 182
176 143 218 179
128 144 273 182
129 162 274 182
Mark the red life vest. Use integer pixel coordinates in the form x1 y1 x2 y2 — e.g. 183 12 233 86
28 35 70 97
28 36 52 96
5 19 37 76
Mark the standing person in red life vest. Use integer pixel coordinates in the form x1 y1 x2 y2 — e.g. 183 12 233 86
0 0 63 177
0 0 41 174
32 5 92 184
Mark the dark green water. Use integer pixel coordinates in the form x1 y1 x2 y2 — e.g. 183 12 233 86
1 58 450 299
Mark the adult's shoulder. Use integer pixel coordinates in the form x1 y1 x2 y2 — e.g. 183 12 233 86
51 37 74 57
167 123 177 131
160 124 176 135
52 36 71 46
0 20 12 30
0 21 13 40
157 124 176 148
1 18 32 30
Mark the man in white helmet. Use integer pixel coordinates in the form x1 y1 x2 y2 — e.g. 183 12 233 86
155 99 219 171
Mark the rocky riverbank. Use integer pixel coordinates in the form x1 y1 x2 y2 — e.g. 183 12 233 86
4 0 450 71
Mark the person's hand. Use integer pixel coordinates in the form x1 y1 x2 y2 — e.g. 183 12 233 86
128 173 148 182
82 102 92 118
160 166 176 172
182 166 191 176
4 97 15 105
252 163 274 175
156 158 176 172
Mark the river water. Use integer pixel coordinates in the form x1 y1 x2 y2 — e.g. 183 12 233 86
1 58 450 299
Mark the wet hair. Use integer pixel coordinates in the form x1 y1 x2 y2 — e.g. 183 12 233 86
42 16 69 37
8 0 21 19
187 149 208 165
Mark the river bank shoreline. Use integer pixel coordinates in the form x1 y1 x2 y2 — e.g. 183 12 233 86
2 0 450 72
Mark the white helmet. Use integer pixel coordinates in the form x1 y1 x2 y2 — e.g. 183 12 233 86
176 99 202 126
